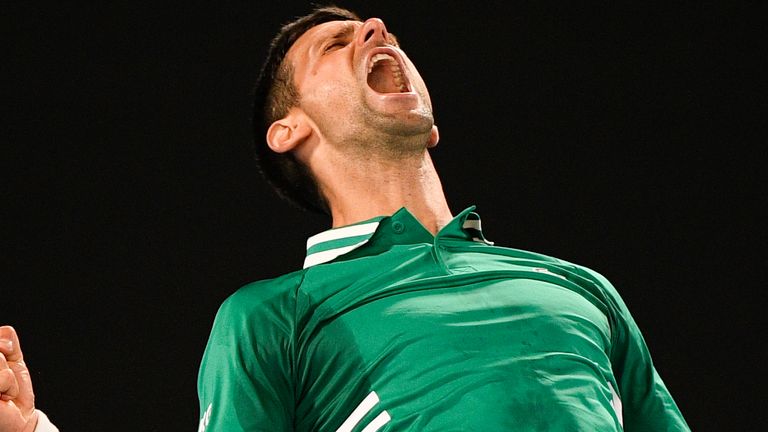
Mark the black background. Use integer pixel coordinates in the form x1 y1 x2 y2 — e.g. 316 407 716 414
3 1 765 431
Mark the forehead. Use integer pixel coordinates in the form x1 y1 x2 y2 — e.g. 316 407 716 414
289 20 362 55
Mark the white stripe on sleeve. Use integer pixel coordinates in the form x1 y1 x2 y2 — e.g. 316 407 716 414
361 410 391 432
335 391 380 432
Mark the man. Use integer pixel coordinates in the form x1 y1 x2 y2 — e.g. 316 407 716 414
1 5 690 432
197 5 689 432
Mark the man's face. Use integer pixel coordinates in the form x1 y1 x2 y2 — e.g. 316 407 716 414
285 18 436 147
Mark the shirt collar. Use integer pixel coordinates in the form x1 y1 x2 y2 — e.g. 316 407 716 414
303 206 492 268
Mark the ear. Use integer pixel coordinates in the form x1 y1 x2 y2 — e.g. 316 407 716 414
266 109 313 154
427 125 440 148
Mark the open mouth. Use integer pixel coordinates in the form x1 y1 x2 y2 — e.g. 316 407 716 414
366 52 411 94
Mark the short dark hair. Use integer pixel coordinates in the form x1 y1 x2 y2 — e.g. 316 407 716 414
252 6 361 215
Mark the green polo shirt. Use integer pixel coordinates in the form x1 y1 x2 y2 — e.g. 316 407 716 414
197 206 689 431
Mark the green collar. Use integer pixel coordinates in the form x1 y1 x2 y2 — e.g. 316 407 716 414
303 206 492 268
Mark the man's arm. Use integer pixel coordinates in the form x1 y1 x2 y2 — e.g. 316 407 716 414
197 278 297 431
584 271 691 431
0 326 58 432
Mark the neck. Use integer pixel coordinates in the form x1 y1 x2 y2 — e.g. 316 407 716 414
317 149 453 234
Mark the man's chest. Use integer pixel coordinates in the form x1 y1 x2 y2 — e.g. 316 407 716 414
293 275 615 431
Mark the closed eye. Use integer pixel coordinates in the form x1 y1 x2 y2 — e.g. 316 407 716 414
323 41 346 53
322 25 354 54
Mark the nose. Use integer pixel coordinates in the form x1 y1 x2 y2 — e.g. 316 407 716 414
356 18 389 47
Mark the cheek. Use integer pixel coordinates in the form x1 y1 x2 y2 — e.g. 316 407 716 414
303 77 358 113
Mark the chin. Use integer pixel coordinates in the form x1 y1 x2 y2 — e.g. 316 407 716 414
371 108 434 136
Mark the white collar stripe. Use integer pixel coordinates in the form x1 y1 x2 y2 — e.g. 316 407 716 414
306 221 380 250
303 240 371 269
463 219 482 230
303 209 491 268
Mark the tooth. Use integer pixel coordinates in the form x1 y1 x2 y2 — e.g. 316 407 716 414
371 53 392 66
369 53 396 70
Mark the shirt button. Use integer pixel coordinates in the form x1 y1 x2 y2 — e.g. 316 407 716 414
392 221 405 234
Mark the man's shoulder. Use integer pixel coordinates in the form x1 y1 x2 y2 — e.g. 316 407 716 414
217 268 308 318
485 243 615 288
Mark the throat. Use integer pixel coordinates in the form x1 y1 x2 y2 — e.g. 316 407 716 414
324 152 451 234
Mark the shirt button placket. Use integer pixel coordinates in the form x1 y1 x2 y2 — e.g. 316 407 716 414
433 237 450 272
392 221 405 234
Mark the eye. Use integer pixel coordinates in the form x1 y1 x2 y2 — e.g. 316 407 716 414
323 41 346 53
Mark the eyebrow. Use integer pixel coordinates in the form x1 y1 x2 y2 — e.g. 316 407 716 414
322 22 401 47
327 23 356 42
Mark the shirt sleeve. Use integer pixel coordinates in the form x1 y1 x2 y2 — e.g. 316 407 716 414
197 278 298 431
587 269 691 432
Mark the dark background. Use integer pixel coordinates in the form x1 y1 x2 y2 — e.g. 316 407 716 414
3 1 764 430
